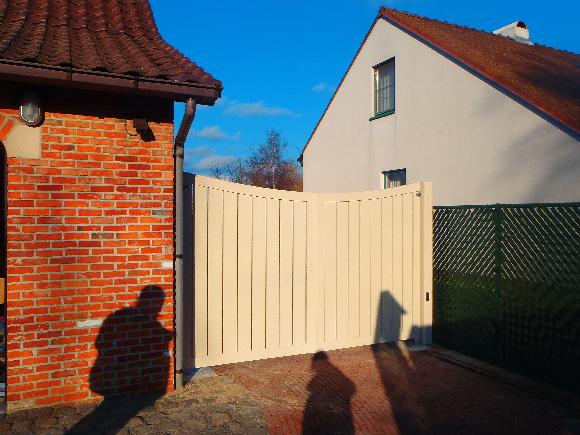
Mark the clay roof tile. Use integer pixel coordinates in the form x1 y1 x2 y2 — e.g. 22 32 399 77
379 8 580 134
0 0 221 90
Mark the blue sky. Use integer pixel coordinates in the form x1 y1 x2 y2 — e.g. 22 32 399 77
149 0 579 174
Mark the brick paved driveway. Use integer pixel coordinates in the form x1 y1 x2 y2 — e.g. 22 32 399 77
215 344 580 435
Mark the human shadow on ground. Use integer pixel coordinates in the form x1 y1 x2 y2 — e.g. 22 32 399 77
372 290 430 434
67 285 172 434
302 351 356 435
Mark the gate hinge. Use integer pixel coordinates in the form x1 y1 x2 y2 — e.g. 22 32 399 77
175 254 183 259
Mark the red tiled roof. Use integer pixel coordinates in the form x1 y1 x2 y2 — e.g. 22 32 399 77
299 8 579 162
380 8 580 135
0 0 221 100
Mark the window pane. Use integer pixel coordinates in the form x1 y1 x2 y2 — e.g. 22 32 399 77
375 60 395 114
383 168 406 189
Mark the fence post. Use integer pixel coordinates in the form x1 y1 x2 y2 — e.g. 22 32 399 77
494 204 503 362
420 182 434 345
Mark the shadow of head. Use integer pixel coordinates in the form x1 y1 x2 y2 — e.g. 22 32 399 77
311 351 329 369
136 284 165 314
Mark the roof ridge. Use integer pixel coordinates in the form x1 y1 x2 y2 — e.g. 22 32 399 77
379 7 580 58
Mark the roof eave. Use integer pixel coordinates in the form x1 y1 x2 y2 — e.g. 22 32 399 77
0 59 222 105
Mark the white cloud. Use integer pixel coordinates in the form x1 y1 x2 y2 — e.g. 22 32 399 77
185 145 237 172
184 145 212 171
192 126 241 141
312 82 328 93
312 82 335 94
223 100 298 117
191 145 212 156
193 154 236 171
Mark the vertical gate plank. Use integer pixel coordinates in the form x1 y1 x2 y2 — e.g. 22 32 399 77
266 198 280 350
359 200 371 337
370 199 382 340
348 201 360 338
392 195 403 340
279 200 294 348
337 202 349 340
323 202 337 342
207 188 224 356
252 197 267 350
294 202 307 346
306 200 317 348
412 193 422 342
194 185 208 361
222 191 238 354
237 194 252 352
402 193 413 339
381 196 394 341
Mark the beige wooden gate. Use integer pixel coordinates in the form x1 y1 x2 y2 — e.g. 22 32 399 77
183 175 432 368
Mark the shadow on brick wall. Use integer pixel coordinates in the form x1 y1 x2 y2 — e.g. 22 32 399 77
67 284 172 434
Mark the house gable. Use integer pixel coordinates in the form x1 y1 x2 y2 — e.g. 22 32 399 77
301 15 580 204
300 9 580 164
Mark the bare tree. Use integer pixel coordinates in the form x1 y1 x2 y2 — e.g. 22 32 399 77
209 130 302 191
209 158 247 183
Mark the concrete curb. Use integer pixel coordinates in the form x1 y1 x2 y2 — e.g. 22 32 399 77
427 345 580 413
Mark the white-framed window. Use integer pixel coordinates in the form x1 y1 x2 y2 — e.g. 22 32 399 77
383 168 406 189
373 58 395 116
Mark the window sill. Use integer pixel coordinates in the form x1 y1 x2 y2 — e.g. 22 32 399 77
369 110 395 121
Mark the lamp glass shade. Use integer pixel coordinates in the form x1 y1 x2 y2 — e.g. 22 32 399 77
20 92 44 126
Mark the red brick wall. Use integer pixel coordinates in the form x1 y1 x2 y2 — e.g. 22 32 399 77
1 91 175 410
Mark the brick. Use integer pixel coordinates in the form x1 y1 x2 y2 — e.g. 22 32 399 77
4 106 175 409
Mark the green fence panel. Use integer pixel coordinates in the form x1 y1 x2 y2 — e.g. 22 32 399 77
433 203 580 394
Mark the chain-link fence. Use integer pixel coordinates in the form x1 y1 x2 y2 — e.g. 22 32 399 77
433 203 580 394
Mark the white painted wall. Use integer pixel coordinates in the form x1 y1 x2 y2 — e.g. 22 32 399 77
302 18 580 205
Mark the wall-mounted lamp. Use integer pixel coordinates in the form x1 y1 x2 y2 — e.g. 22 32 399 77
19 91 44 127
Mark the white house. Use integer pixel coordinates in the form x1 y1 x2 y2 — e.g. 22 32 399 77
299 8 580 205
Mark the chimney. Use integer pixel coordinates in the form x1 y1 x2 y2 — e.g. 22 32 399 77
493 21 533 45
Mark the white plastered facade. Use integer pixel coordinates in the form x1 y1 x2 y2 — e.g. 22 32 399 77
302 18 580 205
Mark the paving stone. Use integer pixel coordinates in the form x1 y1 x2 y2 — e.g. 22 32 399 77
155 400 179 412
9 420 33 434
3 375 266 434
208 411 230 427
215 344 580 435
125 416 144 428
15 344 577 434
32 416 59 429
128 425 153 435
56 414 80 429
33 428 62 435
